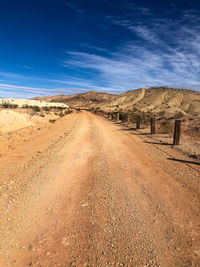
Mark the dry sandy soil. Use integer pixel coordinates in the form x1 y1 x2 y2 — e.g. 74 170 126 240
0 111 200 266
0 108 61 134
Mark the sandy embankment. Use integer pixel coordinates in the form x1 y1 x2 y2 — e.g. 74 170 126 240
0 98 69 134
0 98 68 109
0 110 33 133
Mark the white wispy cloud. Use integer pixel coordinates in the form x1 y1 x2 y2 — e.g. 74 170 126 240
23 65 33 70
128 25 160 44
62 8 200 91
0 72 27 79
0 81 116 98
58 0 85 13
0 83 59 95
2 5 200 98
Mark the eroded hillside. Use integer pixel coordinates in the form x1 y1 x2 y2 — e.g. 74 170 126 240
34 87 200 117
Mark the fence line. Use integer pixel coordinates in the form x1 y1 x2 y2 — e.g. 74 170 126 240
90 109 200 147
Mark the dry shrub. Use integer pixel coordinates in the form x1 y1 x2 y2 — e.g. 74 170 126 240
1 103 18 109
49 119 56 123
174 111 184 119
64 109 72 115
157 121 174 135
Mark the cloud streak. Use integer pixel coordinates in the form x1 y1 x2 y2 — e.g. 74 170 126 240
58 0 85 13
0 81 115 98
62 8 200 91
1 4 200 98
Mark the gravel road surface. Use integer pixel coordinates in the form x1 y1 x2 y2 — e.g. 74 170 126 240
0 111 200 266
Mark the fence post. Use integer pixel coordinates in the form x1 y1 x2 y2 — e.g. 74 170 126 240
136 115 141 129
117 113 120 121
173 120 181 145
150 118 156 134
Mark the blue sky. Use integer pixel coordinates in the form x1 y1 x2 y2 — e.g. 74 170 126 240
1 0 200 98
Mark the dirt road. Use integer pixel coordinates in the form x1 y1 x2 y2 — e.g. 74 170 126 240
0 111 200 266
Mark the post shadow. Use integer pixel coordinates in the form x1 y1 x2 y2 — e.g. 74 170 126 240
167 158 200 166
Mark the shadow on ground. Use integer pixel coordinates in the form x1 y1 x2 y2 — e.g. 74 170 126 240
144 140 172 146
167 158 200 166
119 127 136 131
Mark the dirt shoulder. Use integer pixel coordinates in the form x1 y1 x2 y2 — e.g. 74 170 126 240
0 111 200 266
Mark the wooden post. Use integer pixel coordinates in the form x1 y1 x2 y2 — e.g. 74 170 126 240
150 118 156 134
173 120 181 145
117 113 120 121
136 116 141 129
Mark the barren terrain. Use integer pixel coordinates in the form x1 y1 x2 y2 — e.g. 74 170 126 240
34 87 200 118
0 111 200 266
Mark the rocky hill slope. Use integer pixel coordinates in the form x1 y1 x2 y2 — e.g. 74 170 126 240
34 87 200 117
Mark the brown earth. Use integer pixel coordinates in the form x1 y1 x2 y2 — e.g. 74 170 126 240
0 111 200 266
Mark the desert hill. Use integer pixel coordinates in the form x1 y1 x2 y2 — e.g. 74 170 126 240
34 87 200 118
34 91 115 108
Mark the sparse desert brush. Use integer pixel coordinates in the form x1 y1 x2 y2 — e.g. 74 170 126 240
191 112 199 117
130 113 140 123
57 106 66 111
32 105 40 112
43 106 50 111
22 104 40 112
141 111 151 125
1 103 19 109
174 111 184 119
158 111 165 117
157 121 174 134
64 109 72 115
49 119 56 123
59 111 65 117
129 111 150 125
22 104 30 109
12 104 18 109
132 107 139 112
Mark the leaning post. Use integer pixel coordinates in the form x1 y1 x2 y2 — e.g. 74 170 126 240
173 120 181 145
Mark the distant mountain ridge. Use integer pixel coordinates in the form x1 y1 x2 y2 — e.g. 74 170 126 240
33 87 200 117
